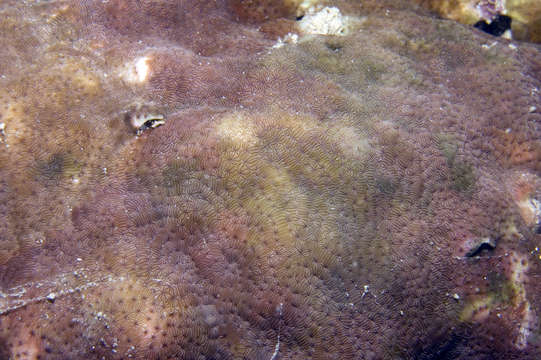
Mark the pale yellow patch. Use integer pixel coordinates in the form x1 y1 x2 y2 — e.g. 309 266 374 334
216 112 257 146
67 65 100 96
243 165 309 250
506 171 541 228
432 1 482 24
506 0 541 24
516 198 541 228
459 296 493 322
296 0 320 14
136 305 168 346
329 125 370 159
10 328 40 360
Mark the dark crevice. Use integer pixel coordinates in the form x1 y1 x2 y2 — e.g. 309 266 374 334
474 15 512 37
466 238 497 257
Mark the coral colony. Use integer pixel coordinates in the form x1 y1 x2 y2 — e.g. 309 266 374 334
1 0 541 359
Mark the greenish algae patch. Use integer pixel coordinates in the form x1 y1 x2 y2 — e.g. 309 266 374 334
459 269 523 322
436 133 476 193
450 160 476 193
35 152 81 182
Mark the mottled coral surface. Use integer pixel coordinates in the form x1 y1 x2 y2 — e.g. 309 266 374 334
416 0 541 43
1 0 541 359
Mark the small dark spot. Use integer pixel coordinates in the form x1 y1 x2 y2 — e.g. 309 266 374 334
376 176 397 196
38 153 65 180
325 41 343 52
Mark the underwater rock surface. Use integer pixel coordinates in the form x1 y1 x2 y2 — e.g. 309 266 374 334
0 0 540 359
417 0 541 42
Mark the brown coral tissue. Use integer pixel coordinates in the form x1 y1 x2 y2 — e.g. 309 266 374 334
1 0 541 359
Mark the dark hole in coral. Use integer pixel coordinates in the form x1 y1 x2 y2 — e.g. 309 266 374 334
143 119 156 128
295 15 304 21
474 14 512 37
135 121 152 135
466 238 496 257
135 118 165 136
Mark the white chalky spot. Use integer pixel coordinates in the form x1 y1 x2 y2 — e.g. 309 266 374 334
273 33 299 49
298 7 349 36
121 56 151 84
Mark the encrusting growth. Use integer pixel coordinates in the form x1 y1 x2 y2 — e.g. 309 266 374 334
0 0 541 359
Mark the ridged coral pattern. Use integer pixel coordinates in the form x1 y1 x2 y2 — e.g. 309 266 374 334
0 0 540 359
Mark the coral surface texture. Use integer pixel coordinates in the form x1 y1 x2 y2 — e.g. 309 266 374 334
1 0 541 359
417 0 541 42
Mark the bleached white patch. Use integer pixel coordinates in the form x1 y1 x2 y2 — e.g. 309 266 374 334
136 57 150 80
297 0 320 15
270 303 283 360
270 334 280 360
510 254 535 349
502 30 513 40
120 56 151 84
0 122 5 144
273 33 299 49
0 271 125 315
473 0 505 23
481 41 498 49
517 197 541 228
298 7 349 36
516 301 535 349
